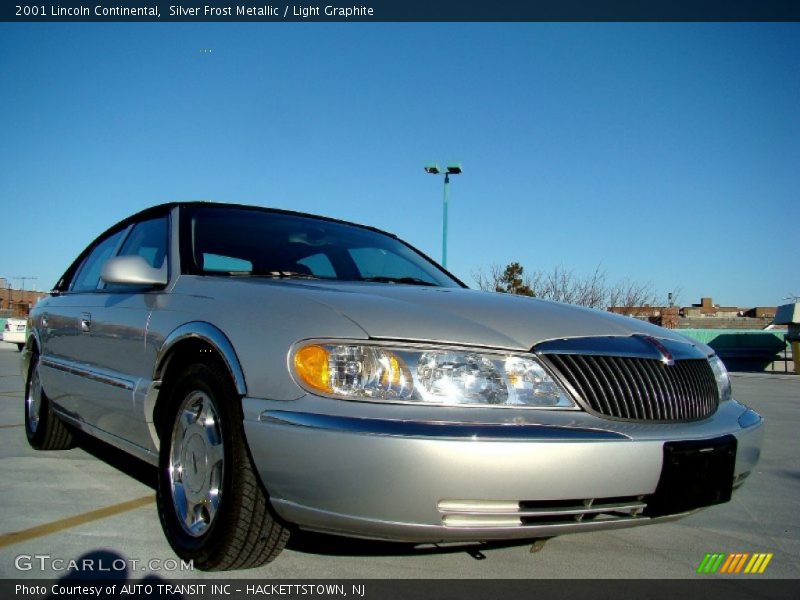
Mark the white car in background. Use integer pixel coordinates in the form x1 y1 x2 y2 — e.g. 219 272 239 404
3 317 27 351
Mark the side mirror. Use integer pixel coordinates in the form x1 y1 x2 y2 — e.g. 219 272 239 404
101 255 168 286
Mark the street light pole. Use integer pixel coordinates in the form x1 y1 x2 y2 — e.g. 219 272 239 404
425 163 462 269
442 171 450 268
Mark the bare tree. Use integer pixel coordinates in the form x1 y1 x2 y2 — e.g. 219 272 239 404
473 262 670 310
606 277 659 310
473 264 504 294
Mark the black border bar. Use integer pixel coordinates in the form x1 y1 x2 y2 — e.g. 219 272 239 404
3 1 800 23
3 579 799 600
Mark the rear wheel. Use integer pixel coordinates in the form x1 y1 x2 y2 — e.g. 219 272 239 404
17 343 24 352
156 358 289 570
25 352 75 450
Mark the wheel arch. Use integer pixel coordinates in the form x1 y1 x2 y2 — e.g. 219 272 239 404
153 323 290 568
150 322 247 440
21 328 43 384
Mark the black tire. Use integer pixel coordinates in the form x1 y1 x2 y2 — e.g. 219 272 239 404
17 343 24 352
25 352 75 450
156 358 289 570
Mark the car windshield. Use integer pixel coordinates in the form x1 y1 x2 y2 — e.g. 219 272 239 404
183 205 462 288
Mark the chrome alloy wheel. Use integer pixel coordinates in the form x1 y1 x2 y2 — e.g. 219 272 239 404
26 360 42 434
168 391 224 537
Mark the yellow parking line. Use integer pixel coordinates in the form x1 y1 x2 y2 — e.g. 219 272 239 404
0 495 155 548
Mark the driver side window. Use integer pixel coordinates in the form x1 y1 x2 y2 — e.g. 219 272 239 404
102 215 169 291
70 229 126 293
116 216 168 269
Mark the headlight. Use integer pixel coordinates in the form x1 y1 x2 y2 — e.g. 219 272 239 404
291 342 576 408
708 354 732 402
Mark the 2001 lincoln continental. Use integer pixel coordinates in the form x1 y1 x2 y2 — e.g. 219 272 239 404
22 202 763 570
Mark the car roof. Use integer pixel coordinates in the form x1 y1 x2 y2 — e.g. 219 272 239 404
123 201 399 239
50 201 413 292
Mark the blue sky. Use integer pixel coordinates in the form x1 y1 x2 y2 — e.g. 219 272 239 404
1 23 797 307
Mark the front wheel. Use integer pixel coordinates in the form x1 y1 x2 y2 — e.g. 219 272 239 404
156 359 289 570
17 343 24 352
25 352 75 450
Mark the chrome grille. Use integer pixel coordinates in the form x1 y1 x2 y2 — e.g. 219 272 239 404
545 354 719 421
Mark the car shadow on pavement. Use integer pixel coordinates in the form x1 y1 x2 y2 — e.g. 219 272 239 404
74 431 158 490
286 529 537 559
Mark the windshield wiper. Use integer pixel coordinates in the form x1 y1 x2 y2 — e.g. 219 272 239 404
359 276 437 286
254 271 321 279
213 272 435 285
220 271 320 280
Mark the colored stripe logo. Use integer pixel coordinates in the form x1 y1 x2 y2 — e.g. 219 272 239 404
697 553 773 574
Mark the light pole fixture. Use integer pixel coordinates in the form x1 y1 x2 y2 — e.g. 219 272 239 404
425 162 462 268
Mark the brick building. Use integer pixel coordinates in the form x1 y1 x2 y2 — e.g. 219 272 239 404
683 297 739 318
607 305 679 329
0 285 47 317
607 296 779 330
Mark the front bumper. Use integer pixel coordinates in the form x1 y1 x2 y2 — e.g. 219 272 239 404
242 396 763 543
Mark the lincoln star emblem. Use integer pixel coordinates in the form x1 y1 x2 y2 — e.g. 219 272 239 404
639 335 675 366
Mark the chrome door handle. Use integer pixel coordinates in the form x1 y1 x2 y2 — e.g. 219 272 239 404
41 313 49 328
80 313 92 333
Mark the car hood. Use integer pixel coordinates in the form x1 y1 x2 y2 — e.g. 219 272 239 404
260 281 692 351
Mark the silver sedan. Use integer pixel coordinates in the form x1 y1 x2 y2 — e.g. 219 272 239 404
22 201 763 570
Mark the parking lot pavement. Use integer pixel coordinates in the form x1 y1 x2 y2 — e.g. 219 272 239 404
0 341 797 579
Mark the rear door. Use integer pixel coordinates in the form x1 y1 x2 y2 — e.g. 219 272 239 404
38 227 129 417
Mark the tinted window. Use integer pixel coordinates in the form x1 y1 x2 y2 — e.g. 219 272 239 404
118 216 168 269
71 229 127 292
297 253 336 278
185 206 459 287
100 216 169 292
348 248 433 282
203 253 253 272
